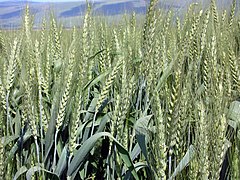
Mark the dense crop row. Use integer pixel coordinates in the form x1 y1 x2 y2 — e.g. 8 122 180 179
0 0 240 179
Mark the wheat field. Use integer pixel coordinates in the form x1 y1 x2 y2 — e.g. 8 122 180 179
0 0 240 179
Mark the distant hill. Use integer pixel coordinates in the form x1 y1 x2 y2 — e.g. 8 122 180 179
0 0 238 29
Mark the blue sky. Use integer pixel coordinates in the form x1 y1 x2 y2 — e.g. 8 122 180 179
0 0 145 3
0 0 86 1
0 0 142 3
0 0 137 1
0 0 143 1
0 0 108 1
30 0 85 1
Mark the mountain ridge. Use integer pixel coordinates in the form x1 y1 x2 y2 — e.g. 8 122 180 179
0 0 238 29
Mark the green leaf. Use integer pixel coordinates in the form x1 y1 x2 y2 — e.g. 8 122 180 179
156 57 176 91
228 101 240 122
83 97 98 122
134 115 152 168
55 145 68 177
2 135 18 146
228 120 238 130
135 134 148 161
7 130 32 161
88 49 105 60
85 116 101 128
134 115 152 134
67 132 139 180
26 165 59 180
13 110 21 135
45 104 59 162
169 145 195 180
83 70 110 91
96 112 111 133
75 120 91 140
130 143 141 160
134 162 148 172
124 162 149 180
134 115 152 142
13 166 28 180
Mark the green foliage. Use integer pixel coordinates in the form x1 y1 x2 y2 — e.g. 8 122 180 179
0 0 239 179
